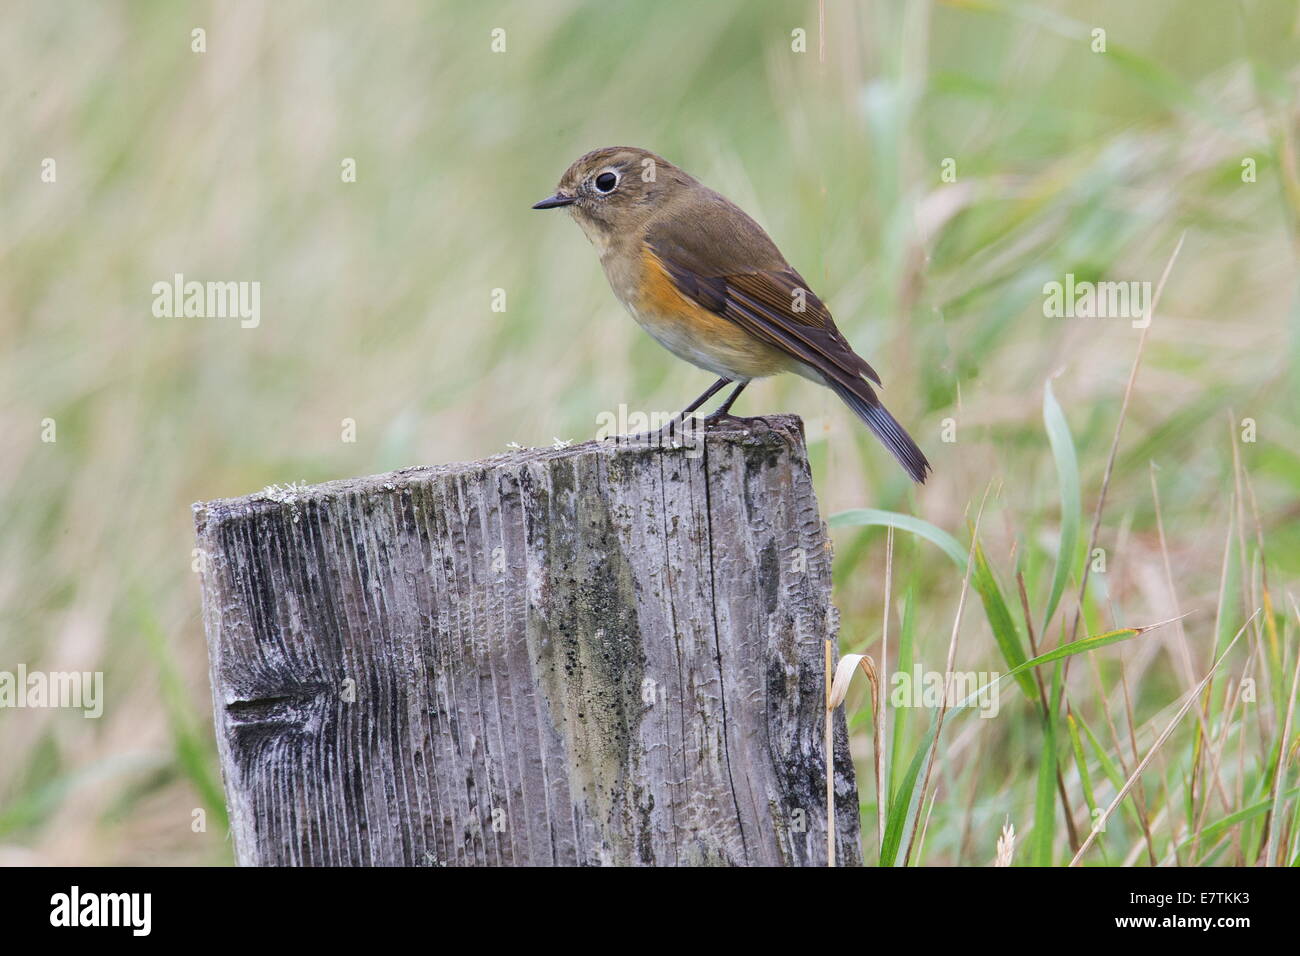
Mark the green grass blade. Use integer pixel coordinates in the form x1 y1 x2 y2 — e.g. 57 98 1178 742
971 538 1035 700
1181 788 1300 851
925 626 1147 719
830 508 967 570
1006 627 1142 683
1067 711 1109 865
1041 380 1081 634
881 716 935 867
880 624 1152 866
136 594 230 830
1032 661 1065 865
889 585 918 799
1076 709 1154 843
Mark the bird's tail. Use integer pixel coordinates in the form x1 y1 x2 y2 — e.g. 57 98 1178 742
826 377 931 483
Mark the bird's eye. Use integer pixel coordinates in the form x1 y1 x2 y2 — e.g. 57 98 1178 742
594 171 618 193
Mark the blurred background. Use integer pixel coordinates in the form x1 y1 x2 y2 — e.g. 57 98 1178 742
1 0 1296 865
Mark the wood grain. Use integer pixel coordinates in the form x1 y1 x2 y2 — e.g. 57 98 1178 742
194 415 862 866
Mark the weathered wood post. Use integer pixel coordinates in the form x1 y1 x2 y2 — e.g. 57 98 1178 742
194 415 861 866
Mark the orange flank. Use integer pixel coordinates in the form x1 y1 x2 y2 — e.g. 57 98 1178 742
631 248 792 381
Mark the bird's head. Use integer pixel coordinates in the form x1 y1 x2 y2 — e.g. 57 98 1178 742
532 146 694 249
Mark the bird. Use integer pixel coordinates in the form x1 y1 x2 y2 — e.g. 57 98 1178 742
532 146 931 483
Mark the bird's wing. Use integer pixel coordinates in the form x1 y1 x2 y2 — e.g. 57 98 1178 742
645 198 881 389
646 194 930 483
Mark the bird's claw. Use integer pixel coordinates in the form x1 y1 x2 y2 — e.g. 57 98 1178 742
702 412 778 431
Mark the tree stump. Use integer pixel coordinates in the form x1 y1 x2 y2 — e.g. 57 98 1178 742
194 415 862 865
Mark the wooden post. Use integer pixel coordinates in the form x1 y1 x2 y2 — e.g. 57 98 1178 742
194 415 862 866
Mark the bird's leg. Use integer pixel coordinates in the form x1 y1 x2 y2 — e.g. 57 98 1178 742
679 377 732 417
705 381 748 420
657 377 731 443
703 381 779 432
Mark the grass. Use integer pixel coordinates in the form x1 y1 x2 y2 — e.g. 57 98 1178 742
0 0 1297 865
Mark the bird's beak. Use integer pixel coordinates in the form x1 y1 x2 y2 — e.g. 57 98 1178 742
532 193 577 210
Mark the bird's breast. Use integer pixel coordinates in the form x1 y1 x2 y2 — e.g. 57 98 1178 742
599 246 791 382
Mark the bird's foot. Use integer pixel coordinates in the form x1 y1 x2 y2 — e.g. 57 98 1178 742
702 411 778 431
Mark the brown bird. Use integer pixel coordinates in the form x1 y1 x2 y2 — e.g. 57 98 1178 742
533 146 931 483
